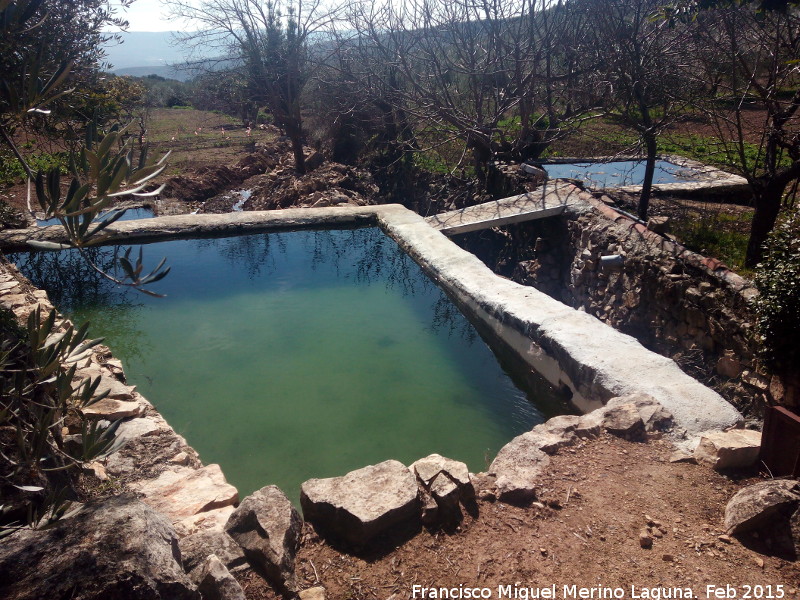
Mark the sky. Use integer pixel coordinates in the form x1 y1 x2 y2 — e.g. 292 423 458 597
108 0 191 32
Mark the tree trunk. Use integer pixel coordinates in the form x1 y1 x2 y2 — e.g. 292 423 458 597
638 130 657 221
285 117 306 174
745 181 784 268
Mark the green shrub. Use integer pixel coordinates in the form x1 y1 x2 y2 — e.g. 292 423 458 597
754 210 800 374
0 151 68 185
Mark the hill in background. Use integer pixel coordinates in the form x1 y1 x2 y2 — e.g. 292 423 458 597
103 31 196 81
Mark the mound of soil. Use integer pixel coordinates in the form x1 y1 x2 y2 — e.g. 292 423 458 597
163 149 282 204
244 159 380 211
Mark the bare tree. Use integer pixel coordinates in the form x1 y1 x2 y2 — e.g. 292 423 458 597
692 5 800 266
333 0 597 183
577 0 697 220
167 0 330 173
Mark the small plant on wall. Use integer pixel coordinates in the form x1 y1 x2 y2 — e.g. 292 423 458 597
754 209 800 396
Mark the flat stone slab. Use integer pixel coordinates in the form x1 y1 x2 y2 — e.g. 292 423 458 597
132 464 239 521
300 459 420 547
83 398 143 420
425 181 583 235
115 415 170 443
75 366 137 399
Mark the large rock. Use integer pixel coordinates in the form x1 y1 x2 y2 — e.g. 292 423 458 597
605 394 673 432
489 432 551 504
0 495 197 600
131 464 239 521
300 459 420 547
225 485 302 595
694 429 762 470
180 530 248 574
600 403 646 439
724 479 800 535
195 555 246 600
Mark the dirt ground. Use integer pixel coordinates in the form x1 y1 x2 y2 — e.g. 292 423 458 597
234 434 799 600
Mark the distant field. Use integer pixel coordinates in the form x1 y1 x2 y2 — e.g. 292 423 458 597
146 108 275 175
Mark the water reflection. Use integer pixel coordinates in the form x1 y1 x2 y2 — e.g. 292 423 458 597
11 247 153 364
10 228 476 345
544 159 701 188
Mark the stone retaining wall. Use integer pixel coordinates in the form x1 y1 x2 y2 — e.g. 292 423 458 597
496 198 787 414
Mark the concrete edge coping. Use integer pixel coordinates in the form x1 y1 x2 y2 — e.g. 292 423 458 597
1 199 743 438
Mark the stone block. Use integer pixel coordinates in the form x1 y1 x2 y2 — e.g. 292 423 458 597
605 394 673 432
489 432 551 504
180 529 247 574
132 464 239 520
225 485 302 595
83 398 144 420
601 403 646 440
195 555 246 600
694 429 762 470
725 479 800 535
300 460 420 547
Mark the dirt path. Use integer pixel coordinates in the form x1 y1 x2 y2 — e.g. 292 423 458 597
236 434 799 600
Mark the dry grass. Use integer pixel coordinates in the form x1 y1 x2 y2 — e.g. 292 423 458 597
145 108 276 175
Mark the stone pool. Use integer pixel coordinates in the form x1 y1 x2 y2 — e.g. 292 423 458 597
543 159 704 188
11 227 570 500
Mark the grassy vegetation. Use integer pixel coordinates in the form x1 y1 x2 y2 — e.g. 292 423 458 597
145 107 274 175
672 209 754 274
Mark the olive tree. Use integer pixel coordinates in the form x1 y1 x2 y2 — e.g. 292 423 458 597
1 0 172 534
575 0 697 220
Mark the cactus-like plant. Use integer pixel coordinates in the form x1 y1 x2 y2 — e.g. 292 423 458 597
0 306 124 535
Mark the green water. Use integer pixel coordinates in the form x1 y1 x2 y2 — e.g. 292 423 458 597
12 228 569 501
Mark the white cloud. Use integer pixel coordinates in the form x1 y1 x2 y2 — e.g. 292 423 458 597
106 0 198 33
